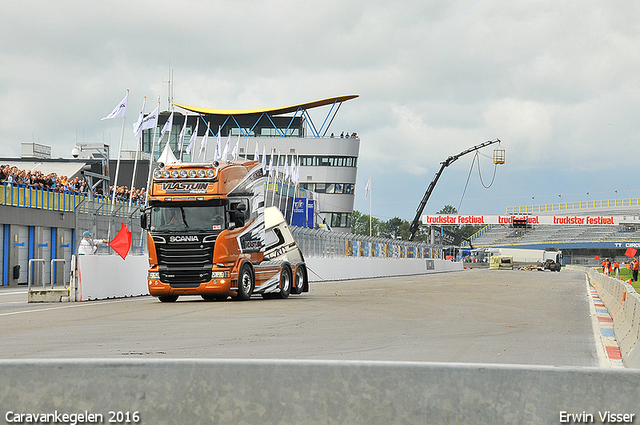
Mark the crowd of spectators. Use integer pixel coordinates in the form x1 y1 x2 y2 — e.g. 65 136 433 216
0 164 145 204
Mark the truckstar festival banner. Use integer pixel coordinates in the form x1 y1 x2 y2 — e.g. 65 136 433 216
421 215 626 226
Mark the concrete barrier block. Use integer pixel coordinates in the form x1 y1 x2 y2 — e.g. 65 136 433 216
77 255 149 300
27 289 70 303
0 360 639 424
620 295 640 368
617 291 639 355
613 286 632 347
623 339 640 369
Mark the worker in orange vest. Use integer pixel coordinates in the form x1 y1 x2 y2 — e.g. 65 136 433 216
613 259 620 279
633 258 639 282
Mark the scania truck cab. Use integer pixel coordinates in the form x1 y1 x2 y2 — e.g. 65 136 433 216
141 160 308 302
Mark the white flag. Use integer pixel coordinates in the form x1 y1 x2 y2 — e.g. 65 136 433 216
293 158 300 184
254 141 259 163
102 92 128 120
221 133 230 161
178 116 187 151
268 149 274 176
186 120 198 155
199 126 209 158
364 176 371 199
135 106 158 139
284 155 289 180
132 97 146 138
232 135 240 160
214 129 222 161
261 145 267 171
160 112 174 137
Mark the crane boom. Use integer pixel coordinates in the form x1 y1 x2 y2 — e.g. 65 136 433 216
408 139 501 241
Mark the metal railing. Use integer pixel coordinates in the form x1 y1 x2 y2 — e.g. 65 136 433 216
27 259 66 290
506 198 640 215
290 227 439 259
75 199 146 256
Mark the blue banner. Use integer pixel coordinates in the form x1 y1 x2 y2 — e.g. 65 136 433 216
291 198 307 227
307 200 315 228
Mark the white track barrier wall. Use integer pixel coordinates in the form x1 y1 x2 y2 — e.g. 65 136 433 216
77 255 148 300
572 266 640 369
0 359 638 425
306 258 462 281
74 256 462 300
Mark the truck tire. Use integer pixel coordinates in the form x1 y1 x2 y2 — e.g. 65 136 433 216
237 262 254 301
292 264 307 295
277 266 292 299
158 295 178 303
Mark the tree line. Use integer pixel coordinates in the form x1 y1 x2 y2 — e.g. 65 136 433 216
351 205 482 243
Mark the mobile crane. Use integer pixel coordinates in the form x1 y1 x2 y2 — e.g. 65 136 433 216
408 139 503 241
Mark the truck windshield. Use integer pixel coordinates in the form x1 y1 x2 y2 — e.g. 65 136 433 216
150 205 226 232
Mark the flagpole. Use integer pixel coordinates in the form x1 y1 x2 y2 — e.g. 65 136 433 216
271 149 280 209
165 107 173 162
144 98 161 206
110 90 129 208
128 136 140 209
289 152 299 226
245 136 250 160
204 123 212 161
179 115 187 162
268 147 275 207
278 154 286 211
369 176 372 237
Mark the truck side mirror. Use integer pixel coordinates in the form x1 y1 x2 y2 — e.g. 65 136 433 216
234 212 245 228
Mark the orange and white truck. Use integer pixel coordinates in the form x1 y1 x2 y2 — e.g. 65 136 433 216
141 160 308 302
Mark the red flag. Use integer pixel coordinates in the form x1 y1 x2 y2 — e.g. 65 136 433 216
594 255 600 260
625 247 637 258
109 222 132 260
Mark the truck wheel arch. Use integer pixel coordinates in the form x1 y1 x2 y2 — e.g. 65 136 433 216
236 261 255 301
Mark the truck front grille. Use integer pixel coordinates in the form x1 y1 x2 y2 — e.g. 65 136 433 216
156 241 214 285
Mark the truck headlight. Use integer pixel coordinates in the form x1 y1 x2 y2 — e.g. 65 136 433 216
148 272 160 280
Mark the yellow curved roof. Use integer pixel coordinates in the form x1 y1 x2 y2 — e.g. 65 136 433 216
173 94 359 116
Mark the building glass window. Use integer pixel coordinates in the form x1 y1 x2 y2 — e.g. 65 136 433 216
329 213 352 228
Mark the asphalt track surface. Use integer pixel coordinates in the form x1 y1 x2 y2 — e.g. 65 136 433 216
0 268 598 366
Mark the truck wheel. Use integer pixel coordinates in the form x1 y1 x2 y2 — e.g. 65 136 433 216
292 264 307 295
277 266 292 299
237 263 254 301
158 295 178 303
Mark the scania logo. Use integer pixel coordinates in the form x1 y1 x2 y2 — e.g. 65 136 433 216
169 235 199 243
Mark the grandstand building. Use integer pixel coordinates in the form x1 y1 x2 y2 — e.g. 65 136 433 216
143 95 360 232
470 200 640 266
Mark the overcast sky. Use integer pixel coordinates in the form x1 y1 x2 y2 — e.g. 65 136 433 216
1 1 639 221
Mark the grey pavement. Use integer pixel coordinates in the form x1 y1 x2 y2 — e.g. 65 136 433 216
0 268 598 366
